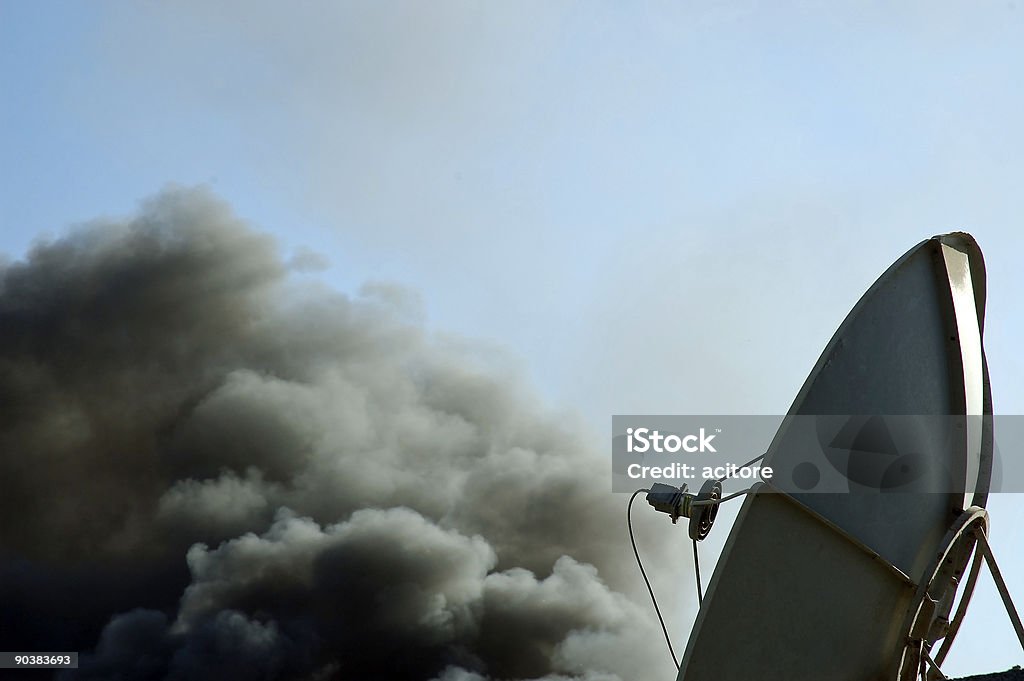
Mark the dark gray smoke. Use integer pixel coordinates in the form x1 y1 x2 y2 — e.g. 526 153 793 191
0 189 674 681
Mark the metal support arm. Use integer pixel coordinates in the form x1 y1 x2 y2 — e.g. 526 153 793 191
974 527 1024 651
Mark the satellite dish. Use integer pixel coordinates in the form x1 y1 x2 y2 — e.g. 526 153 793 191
661 233 1018 680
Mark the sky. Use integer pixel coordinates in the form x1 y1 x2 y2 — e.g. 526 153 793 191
2 1 1024 677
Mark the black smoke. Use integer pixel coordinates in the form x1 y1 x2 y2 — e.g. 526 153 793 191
0 189 673 680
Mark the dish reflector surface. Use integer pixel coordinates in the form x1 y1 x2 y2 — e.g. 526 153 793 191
676 234 991 681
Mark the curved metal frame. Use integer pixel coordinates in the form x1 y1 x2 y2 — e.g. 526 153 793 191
932 545 984 666
894 507 989 681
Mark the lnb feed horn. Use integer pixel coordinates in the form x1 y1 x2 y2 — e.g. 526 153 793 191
647 480 722 541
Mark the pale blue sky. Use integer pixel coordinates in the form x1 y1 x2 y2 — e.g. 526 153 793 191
3 1 1023 674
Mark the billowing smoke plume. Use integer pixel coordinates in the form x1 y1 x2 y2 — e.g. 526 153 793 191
0 189 677 681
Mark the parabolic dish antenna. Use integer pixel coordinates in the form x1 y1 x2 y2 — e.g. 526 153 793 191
656 233 1021 680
